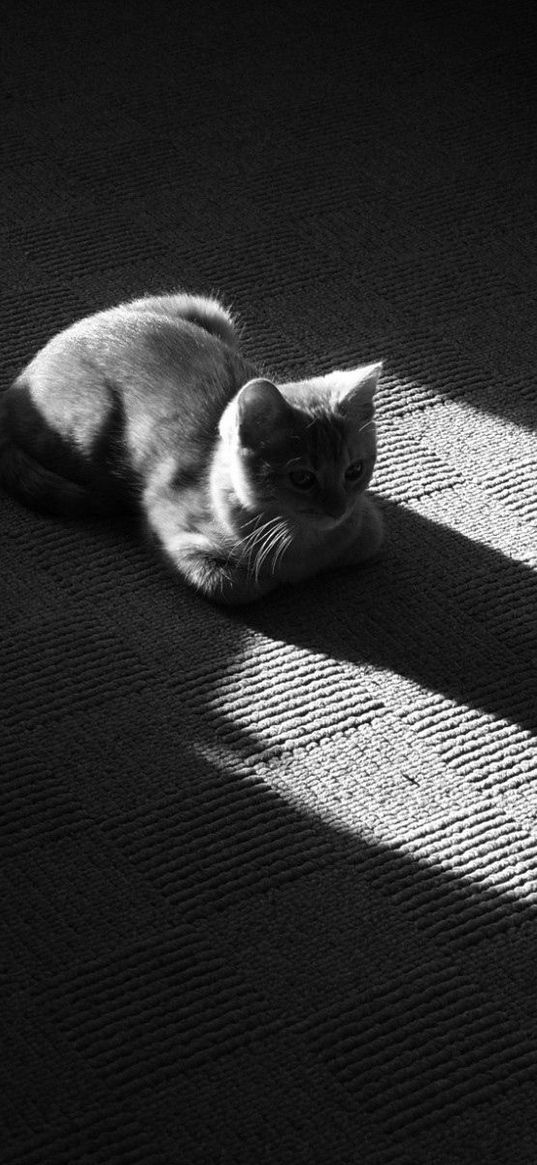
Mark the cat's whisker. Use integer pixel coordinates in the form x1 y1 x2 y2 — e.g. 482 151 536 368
240 517 276 558
252 519 288 582
235 522 259 564
267 524 290 578
271 529 292 575
239 515 284 580
223 516 275 576
270 524 288 567
252 527 278 582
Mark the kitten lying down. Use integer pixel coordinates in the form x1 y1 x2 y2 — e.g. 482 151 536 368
0 292 384 605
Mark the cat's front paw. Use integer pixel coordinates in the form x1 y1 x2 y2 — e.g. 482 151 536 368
199 559 279 605
168 535 277 605
216 569 278 606
344 496 384 565
363 497 384 559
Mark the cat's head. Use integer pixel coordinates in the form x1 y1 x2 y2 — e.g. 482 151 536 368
219 363 382 530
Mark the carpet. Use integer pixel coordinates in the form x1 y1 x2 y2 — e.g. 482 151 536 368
2 3 537 1162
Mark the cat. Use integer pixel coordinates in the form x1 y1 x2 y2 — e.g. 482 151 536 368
0 291 384 605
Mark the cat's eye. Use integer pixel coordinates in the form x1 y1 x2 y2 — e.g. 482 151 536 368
345 461 364 483
289 468 316 490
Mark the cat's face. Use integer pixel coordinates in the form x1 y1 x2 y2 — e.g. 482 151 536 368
221 364 381 531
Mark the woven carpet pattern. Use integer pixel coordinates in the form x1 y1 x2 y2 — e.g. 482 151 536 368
2 3 537 1162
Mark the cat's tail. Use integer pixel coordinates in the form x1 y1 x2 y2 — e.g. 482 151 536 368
172 294 238 346
158 293 238 346
0 434 97 517
126 291 238 346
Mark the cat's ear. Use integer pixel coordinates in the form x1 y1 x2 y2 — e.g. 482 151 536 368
234 378 293 449
329 362 383 415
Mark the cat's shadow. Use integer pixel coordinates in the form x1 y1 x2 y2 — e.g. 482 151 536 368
230 498 537 739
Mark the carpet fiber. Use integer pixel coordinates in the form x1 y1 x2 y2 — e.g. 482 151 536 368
2 3 537 1162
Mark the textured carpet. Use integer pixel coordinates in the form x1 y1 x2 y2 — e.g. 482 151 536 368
2 3 537 1162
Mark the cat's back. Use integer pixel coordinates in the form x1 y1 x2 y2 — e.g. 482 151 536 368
25 296 233 377
20 295 254 423
7 295 257 489
90 304 255 436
